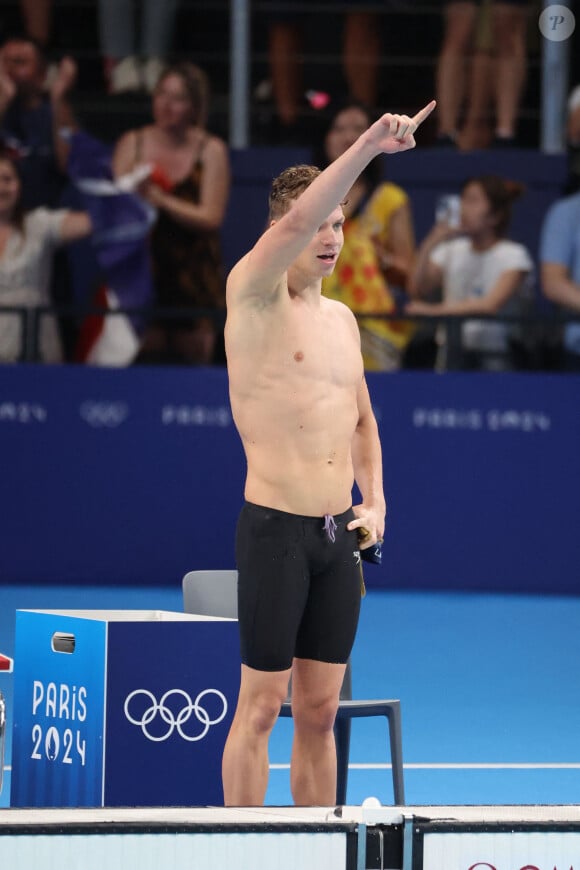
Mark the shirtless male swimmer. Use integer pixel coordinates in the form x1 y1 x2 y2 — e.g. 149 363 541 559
222 99 436 807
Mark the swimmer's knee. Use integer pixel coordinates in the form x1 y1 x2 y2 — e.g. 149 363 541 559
236 674 289 737
246 692 285 736
292 695 339 735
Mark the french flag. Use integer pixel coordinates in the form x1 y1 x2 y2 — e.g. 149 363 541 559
66 131 155 366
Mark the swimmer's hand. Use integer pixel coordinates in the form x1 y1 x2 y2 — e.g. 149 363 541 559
366 99 436 155
347 505 385 549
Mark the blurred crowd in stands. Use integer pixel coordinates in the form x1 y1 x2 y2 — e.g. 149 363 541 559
0 0 579 372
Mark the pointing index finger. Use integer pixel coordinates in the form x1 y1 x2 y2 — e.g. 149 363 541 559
411 99 437 128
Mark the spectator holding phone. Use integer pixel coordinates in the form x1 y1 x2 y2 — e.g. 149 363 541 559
407 174 533 370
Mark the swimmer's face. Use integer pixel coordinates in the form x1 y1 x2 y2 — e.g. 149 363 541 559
269 197 344 278
460 182 499 237
325 106 370 162
296 201 345 277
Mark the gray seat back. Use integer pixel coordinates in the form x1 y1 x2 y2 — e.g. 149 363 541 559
182 569 238 619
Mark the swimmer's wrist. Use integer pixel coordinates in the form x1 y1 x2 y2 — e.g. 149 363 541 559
358 132 382 160
365 495 386 509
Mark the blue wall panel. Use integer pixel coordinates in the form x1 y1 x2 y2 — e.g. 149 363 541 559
0 365 577 594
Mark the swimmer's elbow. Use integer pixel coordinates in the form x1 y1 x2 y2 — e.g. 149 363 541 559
283 202 313 237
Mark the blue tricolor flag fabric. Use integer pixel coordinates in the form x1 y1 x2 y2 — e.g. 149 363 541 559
66 130 155 365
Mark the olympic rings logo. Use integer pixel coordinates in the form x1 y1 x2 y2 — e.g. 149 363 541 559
79 401 129 428
124 688 228 742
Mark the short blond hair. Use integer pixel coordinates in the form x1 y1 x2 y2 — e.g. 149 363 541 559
268 164 321 220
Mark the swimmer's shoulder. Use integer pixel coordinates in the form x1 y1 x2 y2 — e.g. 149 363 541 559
227 252 285 309
322 295 359 331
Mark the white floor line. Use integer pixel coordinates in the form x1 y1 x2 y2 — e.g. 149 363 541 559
6 763 580 773
270 762 580 770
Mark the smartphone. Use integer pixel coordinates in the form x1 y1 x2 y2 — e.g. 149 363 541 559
435 194 461 228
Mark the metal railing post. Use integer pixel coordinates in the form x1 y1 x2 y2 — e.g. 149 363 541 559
540 0 573 153
229 0 251 148
22 308 39 363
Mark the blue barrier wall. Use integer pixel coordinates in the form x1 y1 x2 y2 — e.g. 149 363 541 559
1 365 577 595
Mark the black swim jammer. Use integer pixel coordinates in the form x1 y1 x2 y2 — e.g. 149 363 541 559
235 501 364 671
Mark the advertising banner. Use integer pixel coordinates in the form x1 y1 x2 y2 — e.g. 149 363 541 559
0 366 578 594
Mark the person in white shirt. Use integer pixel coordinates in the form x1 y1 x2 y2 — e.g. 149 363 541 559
0 150 91 362
407 174 533 370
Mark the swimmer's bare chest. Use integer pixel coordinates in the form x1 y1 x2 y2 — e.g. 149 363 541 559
227 296 362 513
229 296 362 444
261 296 360 387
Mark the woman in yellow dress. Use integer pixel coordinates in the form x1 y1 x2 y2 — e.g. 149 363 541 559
317 100 417 370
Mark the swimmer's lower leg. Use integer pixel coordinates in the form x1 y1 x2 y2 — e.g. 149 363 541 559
222 713 270 806
290 722 337 806
222 664 290 806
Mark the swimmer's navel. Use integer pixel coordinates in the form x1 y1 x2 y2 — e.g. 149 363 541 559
293 350 304 362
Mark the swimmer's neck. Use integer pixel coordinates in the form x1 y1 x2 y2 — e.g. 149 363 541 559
287 267 322 305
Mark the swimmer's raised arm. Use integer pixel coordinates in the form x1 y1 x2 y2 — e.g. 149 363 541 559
227 101 436 305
